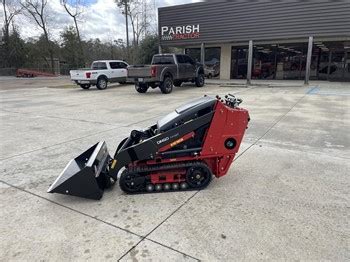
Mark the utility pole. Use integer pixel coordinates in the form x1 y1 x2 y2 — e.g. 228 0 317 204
142 0 146 39
123 0 130 59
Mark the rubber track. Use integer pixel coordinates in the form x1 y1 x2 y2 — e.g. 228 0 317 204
128 161 202 174
122 161 211 194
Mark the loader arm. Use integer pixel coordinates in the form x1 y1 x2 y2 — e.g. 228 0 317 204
108 111 215 179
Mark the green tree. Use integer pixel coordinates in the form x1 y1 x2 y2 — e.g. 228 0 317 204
0 26 26 68
60 26 84 69
6 26 26 68
23 35 60 72
21 0 56 74
60 0 85 65
133 34 172 64
135 34 158 64
1 0 23 68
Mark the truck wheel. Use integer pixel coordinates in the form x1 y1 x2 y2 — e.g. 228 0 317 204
97 77 108 90
160 76 173 94
195 73 205 87
135 83 148 93
174 80 182 87
79 84 91 89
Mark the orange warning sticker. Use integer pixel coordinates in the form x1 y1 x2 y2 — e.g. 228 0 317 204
170 138 184 147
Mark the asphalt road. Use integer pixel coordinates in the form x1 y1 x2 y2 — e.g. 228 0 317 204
0 78 349 261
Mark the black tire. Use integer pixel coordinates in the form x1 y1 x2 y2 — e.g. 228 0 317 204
135 83 148 93
195 73 205 87
119 170 145 193
186 163 212 189
79 84 91 89
208 74 212 79
174 80 182 87
96 76 108 90
160 76 173 94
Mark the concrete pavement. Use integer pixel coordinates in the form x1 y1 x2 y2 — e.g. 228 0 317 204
0 78 349 261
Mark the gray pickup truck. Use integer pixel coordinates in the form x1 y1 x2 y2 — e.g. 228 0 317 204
127 54 205 94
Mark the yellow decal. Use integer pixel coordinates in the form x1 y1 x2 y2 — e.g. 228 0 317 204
111 159 117 169
170 138 184 147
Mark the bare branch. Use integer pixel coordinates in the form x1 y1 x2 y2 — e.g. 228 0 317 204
125 0 155 45
2 0 23 36
20 0 55 73
61 0 85 18
60 0 85 65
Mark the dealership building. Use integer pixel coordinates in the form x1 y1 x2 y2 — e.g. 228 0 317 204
158 1 350 82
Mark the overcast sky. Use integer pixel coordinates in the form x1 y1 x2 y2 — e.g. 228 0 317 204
0 0 201 43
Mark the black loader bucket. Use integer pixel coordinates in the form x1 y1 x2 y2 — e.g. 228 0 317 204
47 141 111 200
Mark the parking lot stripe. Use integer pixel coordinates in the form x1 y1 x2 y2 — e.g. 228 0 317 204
117 191 201 261
306 86 320 94
235 92 308 162
306 85 350 96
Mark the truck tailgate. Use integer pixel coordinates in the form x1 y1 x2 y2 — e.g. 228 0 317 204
70 70 89 81
127 66 152 78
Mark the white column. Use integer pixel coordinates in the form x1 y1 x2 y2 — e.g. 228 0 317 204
220 44 232 80
305 36 313 85
247 40 253 85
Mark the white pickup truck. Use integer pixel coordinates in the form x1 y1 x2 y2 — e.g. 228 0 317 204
70 60 129 90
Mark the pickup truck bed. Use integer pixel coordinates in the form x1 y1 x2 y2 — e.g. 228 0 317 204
127 65 152 78
127 54 205 94
70 60 128 90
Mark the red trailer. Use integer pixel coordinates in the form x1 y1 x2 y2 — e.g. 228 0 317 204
16 69 56 78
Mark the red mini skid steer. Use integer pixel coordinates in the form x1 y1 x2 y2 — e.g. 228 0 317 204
48 94 250 200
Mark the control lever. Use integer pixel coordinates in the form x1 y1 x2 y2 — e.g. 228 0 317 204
225 94 242 108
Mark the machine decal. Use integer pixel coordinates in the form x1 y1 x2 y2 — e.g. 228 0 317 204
170 138 183 147
170 133 179 139
157 137 169 145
